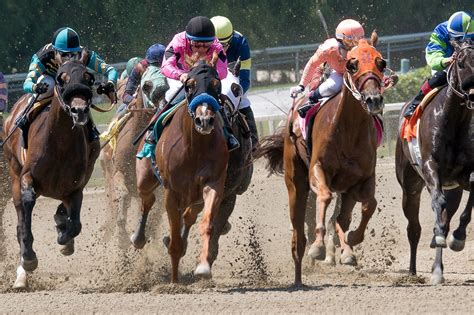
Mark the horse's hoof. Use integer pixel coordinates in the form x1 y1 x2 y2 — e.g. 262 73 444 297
13 266 27 289
163 236 170 249
447 234 465 252
130 233 146 249
308 243 326 260
323 255 336 266
435 235 447 248
60 239 75 256
221 222 232 235
340 252 357 266
21 256 38 272
194 262 212 279
57 232 72 246
430 273 445 285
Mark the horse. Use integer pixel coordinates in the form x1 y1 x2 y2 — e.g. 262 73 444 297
99 78 164 249
395 39 473 284
132 60 230 283
2 57 100 288
256 34 387 286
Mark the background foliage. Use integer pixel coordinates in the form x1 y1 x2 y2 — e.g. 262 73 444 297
0 0 471 73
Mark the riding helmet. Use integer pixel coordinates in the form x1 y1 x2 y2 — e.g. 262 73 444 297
447 11 474 39
145 43 166 64
211 16 234 43
52 27 81 52
185 16 215 42
335 19 365 41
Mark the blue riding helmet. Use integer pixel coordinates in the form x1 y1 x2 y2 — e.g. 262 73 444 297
447 11 474 39
52 27 81 52
145 43 166 64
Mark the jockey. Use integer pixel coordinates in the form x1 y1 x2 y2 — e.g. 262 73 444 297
211 15 259 150
290 19 365 113
161 16 239 151
404 11 474 117
21 27 118 141
100 44 168 144
120 57 142 80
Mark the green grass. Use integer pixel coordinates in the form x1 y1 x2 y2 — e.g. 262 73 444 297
91 104 117 125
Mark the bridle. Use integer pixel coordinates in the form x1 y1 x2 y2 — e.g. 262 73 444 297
343 71 383 113
446 43 474 109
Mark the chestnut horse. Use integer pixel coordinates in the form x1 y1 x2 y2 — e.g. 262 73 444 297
133 61 229 283
396 40 473 284
99 78 164 249
2 59 100 288
256 35 386 285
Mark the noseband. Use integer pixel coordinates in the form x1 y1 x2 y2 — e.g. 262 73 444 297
54 85 93 119
343 72 382 112
447 43 474 109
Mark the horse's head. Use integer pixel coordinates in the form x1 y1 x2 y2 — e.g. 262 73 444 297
186 61 221 135
450 39 474 106
55 55 95 126
346 33 386 114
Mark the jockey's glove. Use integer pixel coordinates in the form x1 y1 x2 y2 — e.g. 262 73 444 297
34 82 49 94
290 85 304 98
97 81 115 95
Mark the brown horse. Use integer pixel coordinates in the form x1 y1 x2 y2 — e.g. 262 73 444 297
256 35 386 286
395 40 473 284
99 78 165 249
133 61 229 283
2 59 100 288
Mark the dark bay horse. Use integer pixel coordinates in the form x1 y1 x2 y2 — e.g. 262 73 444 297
256 35 387 286
2 59 100 288
99 78 164 249
133 61 230 283
396 40 473 284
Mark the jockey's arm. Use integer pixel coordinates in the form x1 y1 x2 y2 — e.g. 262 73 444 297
124 61 147 102
85 50 118 87
23 54 45 94
237 37 251 94
299 49 325 90
161 46 185 80
425 28 452 72
215 50 228 80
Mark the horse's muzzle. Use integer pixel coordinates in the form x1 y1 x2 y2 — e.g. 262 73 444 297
194 116 215 135
365 94 384 114
70 98 90 126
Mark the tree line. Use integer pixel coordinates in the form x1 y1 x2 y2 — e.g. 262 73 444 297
0 0 470 73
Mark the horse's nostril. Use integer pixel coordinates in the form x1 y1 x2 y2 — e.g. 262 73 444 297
84 107 90 114
209 117 214 126
195 117 202 127
70 107 78 114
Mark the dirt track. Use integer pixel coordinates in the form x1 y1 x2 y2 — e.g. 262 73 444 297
0 158 473 313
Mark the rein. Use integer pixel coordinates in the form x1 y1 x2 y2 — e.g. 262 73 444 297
447 44 474 109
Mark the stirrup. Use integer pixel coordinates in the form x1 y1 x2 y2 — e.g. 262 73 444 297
298 104 313 118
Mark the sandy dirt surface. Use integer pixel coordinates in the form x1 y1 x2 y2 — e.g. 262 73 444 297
0 158 473 313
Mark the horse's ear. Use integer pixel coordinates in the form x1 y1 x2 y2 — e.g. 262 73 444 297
346 59 359 74
370 30 378 47
375 57 387 72
79 48 89 65
185 78 197 94
231 82 242 98
211 78 221 94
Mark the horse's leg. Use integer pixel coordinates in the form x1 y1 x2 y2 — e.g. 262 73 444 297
54 203 74 256
308 165 332 261
286 146 308 286
208 194 236 267
195 184 224 279
305 192 317 246
18 171 38 271
424 159 447 247
99 149 117 242
163 204 201 255
58 190 83 252
448 174 473 251
335 193 357 266
396 141 424 275
165 189 184 283
11 171 37 289
113 171 132 250
131 157 159 249
431 187 463 285
324 192 341 266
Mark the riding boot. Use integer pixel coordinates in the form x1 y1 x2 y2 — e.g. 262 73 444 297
136 129 157 159
219 109 240 152
403 90 424 118
17 117 30 149
239 107 259 151
86 118 100 142
299 88 322 118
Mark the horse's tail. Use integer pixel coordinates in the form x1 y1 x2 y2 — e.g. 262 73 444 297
253 130 285 176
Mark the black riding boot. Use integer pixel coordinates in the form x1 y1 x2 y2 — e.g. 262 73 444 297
219 109 240 151
299 88 322 118
86 118 100 142
17 116 30 149
239 107 259 150
403 90 425 118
